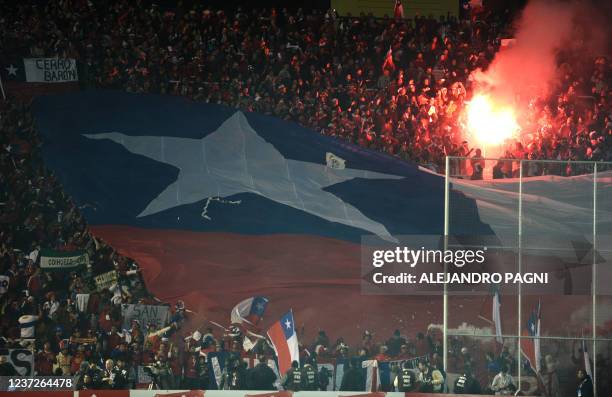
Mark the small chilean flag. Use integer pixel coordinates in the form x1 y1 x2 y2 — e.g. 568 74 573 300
267 310 300 376
231 296 269 326
382 47 395 71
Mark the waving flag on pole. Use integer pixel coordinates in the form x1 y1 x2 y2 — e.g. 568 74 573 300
267 310 299 376
582 338 593 378
382 47 395 71
394 0 404 19
231 296 269 326
521 300 541 373
362 360 380 391
492 287 503 344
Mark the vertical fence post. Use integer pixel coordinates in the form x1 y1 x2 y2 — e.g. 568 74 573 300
592 162 598 396
443 156 450 374
517 159 523 388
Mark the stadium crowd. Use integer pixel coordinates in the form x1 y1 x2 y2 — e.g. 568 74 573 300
2 0 609 172
0 0 610 395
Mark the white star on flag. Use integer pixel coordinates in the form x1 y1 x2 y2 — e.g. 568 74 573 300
284 319 291 329
5 65 18 76
84 111 404 240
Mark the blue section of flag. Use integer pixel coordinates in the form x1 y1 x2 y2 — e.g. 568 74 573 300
280 311 295 339
31 90 493 241
526 301 541 336
250 296 268 317
527 313 537 336
206 351 228 390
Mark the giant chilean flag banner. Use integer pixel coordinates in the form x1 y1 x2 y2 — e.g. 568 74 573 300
32 91 490 341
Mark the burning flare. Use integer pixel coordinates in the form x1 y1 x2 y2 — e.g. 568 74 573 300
466 94 519 147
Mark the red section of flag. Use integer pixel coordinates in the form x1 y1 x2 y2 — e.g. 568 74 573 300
520 329 535 368
89 226 586 345
371 368 378 392
268 320 292 375
92 225 451 343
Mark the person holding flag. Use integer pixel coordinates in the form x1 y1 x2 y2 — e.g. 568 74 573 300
576 368 594 397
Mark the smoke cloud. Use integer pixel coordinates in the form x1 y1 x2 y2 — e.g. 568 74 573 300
471 0 611 105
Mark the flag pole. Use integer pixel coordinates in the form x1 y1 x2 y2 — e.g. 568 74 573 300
443 155 450 373
0 74 6 100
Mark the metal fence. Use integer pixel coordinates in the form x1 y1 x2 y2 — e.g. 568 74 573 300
443 157 612 396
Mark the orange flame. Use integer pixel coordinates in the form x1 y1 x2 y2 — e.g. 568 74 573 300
466 94 519 147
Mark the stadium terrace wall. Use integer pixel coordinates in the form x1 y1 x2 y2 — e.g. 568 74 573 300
0 392 534 397
331 0 459 18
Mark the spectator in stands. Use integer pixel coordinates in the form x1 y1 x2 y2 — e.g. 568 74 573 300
576 368 594 397
74 361 89 390
55 345 72 375
101 358 115 389
340 359 365 391
417 359 445 393
0 355 17 376
221 357 246 390
86 361 103 388
490 364 516 395
36 341 55 375
470 148 485 180
386 329 406 357
300 359 319 391
453 365 482 394
80 374 95 390
542 354 561 397
112 359 130 389
246 357 277 390
283 360 302 391
395 360 417 392
318 365 332 391
312 330 330 352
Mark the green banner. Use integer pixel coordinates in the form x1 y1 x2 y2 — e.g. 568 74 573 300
39 249 89 270
94 270 118 291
